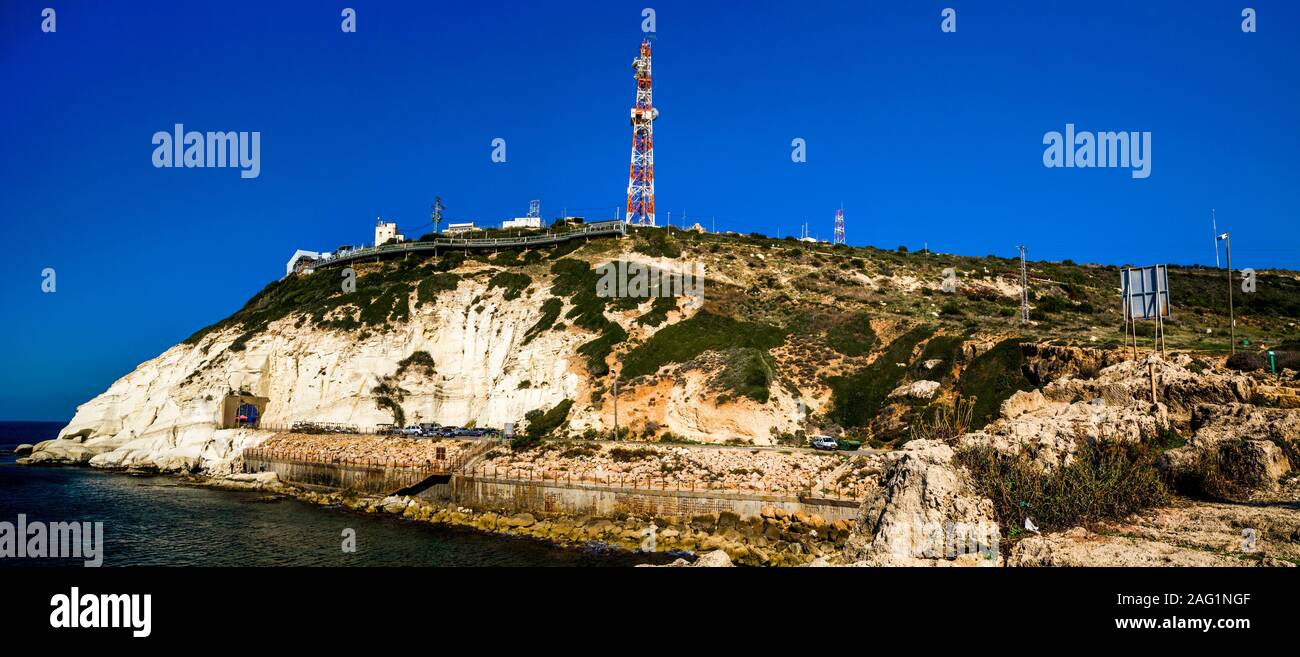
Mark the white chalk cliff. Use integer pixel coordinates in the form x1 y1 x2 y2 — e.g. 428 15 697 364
28 259 801 472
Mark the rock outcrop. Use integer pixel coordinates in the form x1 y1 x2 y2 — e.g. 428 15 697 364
1042 353 1253 423
844 440 1000 566
1159 403 1297 497
1021 343 1129 386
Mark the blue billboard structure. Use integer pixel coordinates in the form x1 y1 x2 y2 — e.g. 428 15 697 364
1121 265 1170 356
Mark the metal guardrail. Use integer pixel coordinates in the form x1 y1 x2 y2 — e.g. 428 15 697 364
309 220 628 270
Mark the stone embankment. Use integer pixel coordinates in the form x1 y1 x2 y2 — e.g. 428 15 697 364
474 441 884 498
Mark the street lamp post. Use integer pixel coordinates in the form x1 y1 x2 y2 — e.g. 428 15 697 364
1217 232 1234 354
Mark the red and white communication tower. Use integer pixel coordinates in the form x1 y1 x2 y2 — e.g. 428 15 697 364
625 38 658 226
834 208 845 244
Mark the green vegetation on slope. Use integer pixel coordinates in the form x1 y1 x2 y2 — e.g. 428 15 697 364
523 297 563 344
826 325 935 428
825 312 878 356
957 337 1033 429
712 347 780 403
488 271 533 301
620 312 785 380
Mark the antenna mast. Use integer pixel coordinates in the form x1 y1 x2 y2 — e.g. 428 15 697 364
624 39 658 226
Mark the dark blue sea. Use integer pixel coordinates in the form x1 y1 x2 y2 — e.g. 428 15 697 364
0 421 651 567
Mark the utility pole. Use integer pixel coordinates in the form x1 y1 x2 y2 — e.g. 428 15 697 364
1212 209 1219 268
612 374 619 441
430 196 445 234
1223 232 1235 353
1018 245 1030 323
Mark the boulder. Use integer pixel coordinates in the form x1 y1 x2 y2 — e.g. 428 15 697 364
380 496 412 514
998 389 1055 420
888 380 940 401
13 444 33 456
692 550 734 567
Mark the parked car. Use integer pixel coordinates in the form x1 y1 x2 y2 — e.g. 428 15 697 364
811 436 838 451
401 425 422 436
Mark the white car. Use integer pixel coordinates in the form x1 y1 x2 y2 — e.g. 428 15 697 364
810 436 838 451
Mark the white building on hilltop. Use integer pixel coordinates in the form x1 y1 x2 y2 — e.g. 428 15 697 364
285 249 334 277
375 218 405 246
502 216 542 229
445 222 477 235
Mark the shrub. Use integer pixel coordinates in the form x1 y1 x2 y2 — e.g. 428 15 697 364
1225 352 1265 371
395 351 436 378
633 228 682 258
371 380 409 427
957 439 1170 535
637 295 677 327
1169 438 1280 502
416 273 460 304
908 397 976 444
827 326 935 428
712 348 778 403
523 297 563 343
489 271 532 301
514 399 574 450
609 446 658 462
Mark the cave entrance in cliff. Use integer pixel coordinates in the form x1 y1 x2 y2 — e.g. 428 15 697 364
221 394 269 429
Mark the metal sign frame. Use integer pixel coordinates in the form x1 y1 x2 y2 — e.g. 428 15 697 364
1121 265 1171 321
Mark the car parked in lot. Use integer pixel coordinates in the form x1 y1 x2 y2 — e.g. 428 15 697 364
811 435 838 451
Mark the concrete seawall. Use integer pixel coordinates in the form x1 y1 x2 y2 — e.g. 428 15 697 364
436 475 861 523
248 454 865 564
244 455 436 495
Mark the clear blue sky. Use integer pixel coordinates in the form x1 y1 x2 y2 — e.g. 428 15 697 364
2 0 1297 420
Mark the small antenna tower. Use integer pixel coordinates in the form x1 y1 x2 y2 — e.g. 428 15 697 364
528 200 540 218
834 207 845 245
1018 245 1030 322
430 196 445 233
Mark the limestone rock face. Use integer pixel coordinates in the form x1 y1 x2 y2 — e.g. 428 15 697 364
997 389 1059 420
1042 353 1253 423
1021 343 1128 387
31 265 809 472
29 277 589 472
844 440 1000 566
963 397 1167 469
1190 403 1300 446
